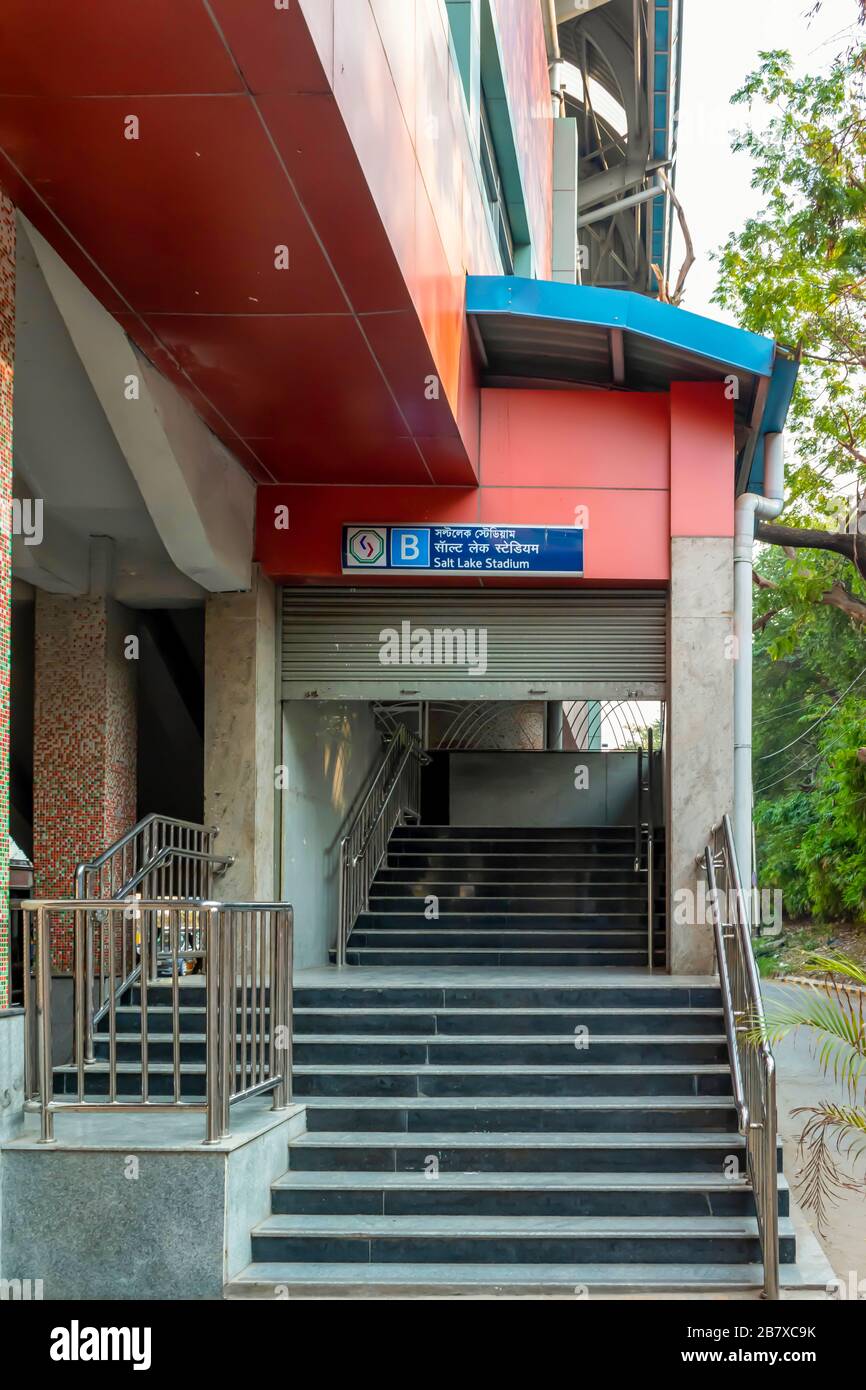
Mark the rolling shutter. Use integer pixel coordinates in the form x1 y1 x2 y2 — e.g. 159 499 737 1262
281 589 667 700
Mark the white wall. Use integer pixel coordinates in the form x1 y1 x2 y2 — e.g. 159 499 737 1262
280 702 383 968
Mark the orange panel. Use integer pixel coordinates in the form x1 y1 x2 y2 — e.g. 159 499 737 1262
480 389 670 489
478 488 670 582
670 382 735 537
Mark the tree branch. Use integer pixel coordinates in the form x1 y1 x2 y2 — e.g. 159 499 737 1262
756 523 857 560
820 582 866 624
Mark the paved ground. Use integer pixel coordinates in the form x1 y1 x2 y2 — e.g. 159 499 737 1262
766 982 866 1296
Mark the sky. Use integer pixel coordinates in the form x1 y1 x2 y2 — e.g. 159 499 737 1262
673 0 860 320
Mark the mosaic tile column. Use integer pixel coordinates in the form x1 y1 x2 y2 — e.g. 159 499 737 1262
33 593 137 971
0 196 13 1010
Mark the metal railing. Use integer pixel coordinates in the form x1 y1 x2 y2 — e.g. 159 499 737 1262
22 898 292 1145
74 815 234 1062
337 725 425 966
634 732 656 971
702 814 779 1299
75 813 230 902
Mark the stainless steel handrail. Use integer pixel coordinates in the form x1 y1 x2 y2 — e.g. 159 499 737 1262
633 745 643 874
337 726 426 966
21 897 293 1145
634 736 656 971
645 728 655 974
74 814 234 1062
701 813 779 1299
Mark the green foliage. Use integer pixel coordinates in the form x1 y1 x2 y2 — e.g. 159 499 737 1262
752 545 866 919
714 40 866 520
714 37 866 921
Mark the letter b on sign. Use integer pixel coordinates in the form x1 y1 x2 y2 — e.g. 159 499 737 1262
390 528 430 568
400 534 420 562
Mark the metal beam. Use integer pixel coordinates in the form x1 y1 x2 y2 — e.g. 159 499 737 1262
609 328 626 386
578 181 663 228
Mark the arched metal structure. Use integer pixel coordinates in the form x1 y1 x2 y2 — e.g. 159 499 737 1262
372 699 664 753
555 0 683 295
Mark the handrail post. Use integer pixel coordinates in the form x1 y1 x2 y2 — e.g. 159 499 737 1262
634 746 642 873
205 909 222 1144
763 1058 780 1300
220 909 233 1139
36 907 55 1144
646 729 654 973
702 814 779 1300
272 907 293 1111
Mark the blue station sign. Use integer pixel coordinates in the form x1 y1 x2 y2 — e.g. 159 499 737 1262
342 524 584 576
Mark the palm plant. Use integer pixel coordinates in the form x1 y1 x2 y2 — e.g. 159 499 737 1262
749 951 866 1230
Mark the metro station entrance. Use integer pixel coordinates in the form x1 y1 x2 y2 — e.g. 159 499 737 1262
278 589 668 973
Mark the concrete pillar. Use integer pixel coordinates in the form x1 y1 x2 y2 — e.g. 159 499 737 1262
545 701 564 750
33 591 138 970
204 568 277 902
0 195 13 1008
667 384 736 975
552 119 580 284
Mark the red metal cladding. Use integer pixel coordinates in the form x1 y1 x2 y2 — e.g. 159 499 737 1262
0 1 479 486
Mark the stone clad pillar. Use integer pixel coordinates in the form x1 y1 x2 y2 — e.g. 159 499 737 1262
667 384 735 975
32 591 137 970
204 566 277 902
0 195 13 1008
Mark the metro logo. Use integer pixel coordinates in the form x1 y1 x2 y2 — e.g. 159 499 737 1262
346 527 385 566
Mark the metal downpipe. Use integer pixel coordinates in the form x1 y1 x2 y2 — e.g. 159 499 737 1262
733 432 785 912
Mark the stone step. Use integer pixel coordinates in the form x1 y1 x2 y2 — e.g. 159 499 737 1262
225 1260 807 1299
293 1006 724 1037
391 826 644 841
337 947 665 967
374 868 664 885
301 1094 738 1134
269 1169 789 1219
286 1128 779 1175
293 983 722 1010
248 1212 796 1266
348 929 663 949
292 1063 733 1099
294 1034 728 1068
387 853 644 870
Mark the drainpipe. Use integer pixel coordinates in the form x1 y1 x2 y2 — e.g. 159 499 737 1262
733 432 785 914
544 0 565 117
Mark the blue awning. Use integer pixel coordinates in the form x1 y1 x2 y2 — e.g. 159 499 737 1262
466 276 799 494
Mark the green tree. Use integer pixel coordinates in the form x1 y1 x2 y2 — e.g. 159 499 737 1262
714 37 866 624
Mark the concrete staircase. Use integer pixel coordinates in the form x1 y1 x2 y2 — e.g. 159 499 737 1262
227 970 802 1297
52 822 809 1297
225 824 804 1298
333 825 666 968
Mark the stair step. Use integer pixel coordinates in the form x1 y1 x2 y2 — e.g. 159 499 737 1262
269 1169 788 1219
301 1094 738 1134
226 1260 798 1298
294 1007 723 1037
287 1128 773 1174
293 1063 732 1098
391 827 642 839
338 949 665 967
349 931 661 949
248 1212 796 1265
375 869 664 885
295 1035 727 1068
293 984 722 1010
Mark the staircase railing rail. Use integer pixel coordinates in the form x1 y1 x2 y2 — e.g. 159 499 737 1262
700 813 779 1300
337 725 427 966
74 814 234 1062
634 733 656 971
21 897 293 1145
